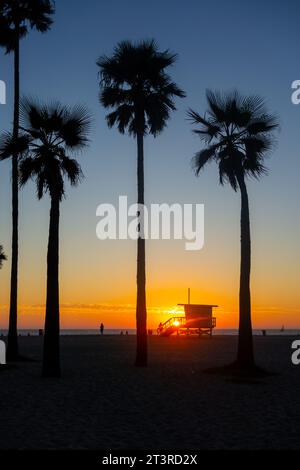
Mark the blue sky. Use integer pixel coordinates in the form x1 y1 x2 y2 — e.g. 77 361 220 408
0 0 299 328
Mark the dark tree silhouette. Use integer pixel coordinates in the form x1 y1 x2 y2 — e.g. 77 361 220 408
189 90 278 371
16 99 91 377
0 0 55 361
0 246 7 269
97 40 185 366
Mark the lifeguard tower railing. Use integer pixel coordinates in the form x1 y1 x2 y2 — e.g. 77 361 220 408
157 304 217 337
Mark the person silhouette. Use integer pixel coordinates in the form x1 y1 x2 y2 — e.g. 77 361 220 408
100 323 104 335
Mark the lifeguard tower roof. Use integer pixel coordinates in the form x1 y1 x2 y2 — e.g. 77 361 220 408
178 304 218 308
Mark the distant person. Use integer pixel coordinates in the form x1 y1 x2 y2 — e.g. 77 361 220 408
100 323 104 335
125 331 128 336
262 329 267 337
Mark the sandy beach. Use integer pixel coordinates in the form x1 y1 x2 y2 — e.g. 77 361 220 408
0 335 299 450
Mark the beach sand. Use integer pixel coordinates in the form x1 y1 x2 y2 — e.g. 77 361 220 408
0 335 299 450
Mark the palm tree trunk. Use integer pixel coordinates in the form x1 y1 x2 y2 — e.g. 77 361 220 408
135 128 147 367
42 193 61 378
236 170 255 368
7 35 20 361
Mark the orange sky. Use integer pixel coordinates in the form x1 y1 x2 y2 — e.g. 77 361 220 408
0 184 299 331
0 232 299 330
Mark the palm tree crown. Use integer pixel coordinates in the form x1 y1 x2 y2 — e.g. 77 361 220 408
189 90 279 188
0 0 55 53
11 100 91 199
97 39 185 136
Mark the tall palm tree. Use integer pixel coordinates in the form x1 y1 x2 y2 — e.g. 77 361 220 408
0 246 7 269
16 99 91 377
189 90 278 371
0 0 55 361
97 40 185 366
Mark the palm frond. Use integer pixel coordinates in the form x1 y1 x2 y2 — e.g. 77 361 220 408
193 145 218 176
60 105 92 149
187 109 221 143
26 0 55 33
206 90 228 123
0 245 7 269
106 105 134 134
242 136 273 158
21 97 46 131
247 114 279 135
218 156 238 191
0 131 31 160
145 95 170 136
19 157 39 197
59 154 83 186
100 87 132 108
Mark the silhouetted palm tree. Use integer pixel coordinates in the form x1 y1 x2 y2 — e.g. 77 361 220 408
0 246 7 269
189 90 278 371
17 99 91 377
0 0 55 361
97 40 185 366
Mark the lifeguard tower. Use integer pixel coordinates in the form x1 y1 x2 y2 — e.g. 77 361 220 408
157 290 218 337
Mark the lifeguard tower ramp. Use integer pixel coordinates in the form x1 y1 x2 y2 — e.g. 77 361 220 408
157 304 217 337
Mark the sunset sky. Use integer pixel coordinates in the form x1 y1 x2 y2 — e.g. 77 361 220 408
0 0 299 330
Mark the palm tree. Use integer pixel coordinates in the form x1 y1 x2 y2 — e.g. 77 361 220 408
16 99 91 377
0 246 7 269
189 90 278 372
0 0 55 361
97 40 185 366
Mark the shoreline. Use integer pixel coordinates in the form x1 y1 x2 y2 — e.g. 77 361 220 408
1 331 300 337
